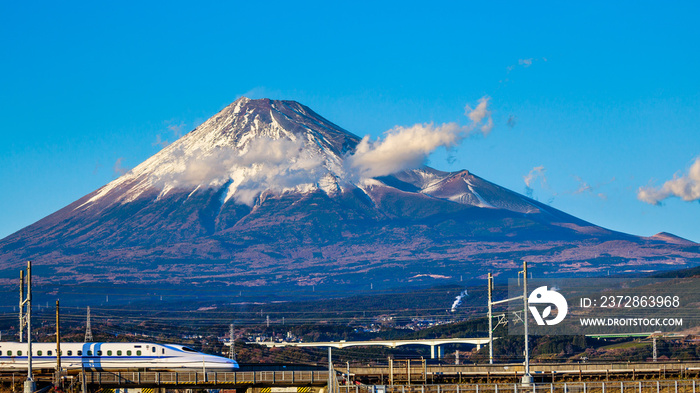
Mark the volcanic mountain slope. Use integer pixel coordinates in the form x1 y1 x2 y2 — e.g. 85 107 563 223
0 98 698 294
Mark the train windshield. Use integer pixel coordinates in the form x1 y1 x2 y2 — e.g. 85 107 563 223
181 347 197 352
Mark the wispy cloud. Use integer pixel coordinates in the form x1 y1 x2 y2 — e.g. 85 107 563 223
154 121 188 149
153 134 170 149
524 166 547 198
168 123 186 138
507 57 548 73
638 157 700 205
240 86 285 100
571 175 613 200
572 175 593 194
518 58 533 67
464 96 494 135
113 157 129 176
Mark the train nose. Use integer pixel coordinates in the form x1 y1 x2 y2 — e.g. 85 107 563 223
205 355 238 370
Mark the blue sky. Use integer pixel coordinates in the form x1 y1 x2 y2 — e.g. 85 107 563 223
1 1 699 241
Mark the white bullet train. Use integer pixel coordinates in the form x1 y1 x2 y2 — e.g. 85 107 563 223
0 342 238 371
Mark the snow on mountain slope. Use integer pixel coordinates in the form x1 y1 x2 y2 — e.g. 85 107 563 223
78 98 360 210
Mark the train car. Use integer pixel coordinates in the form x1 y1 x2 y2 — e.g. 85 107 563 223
0 342 238 371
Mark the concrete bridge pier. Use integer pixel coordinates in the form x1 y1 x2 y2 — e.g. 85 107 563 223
429 345 444 359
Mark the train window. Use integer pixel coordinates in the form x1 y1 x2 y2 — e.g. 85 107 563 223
7 351 11 356
67 351 72 356
134 345 142 348
136 350 142 356
0 350 2 355
152 347 156 353
162 349 165 354
17 351 22 356
48 351 53 356
107 350 112 356
77 350 82 356
97 351 102 356
117 350 122 356
37 351 42 356
87 351 92 356
127 350 132 356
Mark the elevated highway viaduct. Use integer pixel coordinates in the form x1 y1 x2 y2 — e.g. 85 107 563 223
254 338 491 359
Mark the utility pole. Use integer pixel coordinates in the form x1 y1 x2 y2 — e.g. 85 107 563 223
19 261 35 393
486 274 509 365
55 300 62 390
520 261 532 385
19 270 23 343
487 273 493 364
328 347 334 393
84 307 93 342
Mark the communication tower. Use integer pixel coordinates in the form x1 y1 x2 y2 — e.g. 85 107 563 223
229 323 236 360
84 306 93 342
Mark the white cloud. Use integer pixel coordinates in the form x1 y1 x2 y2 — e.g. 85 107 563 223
346 122 462 179
346 96 495 179
638 157 700 205
152 137 327 206
524 166 547 198
524 166 546 188
464 96 494 135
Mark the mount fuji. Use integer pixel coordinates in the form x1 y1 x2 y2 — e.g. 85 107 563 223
0 98 697 300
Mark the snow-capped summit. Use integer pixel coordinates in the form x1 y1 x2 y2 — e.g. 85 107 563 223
80 97 361 208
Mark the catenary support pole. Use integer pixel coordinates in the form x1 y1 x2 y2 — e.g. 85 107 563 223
19 271 24 343
488 273 493 364
328 347 333 393
521 261 532 385
23 261 35 393
56 300 61 389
